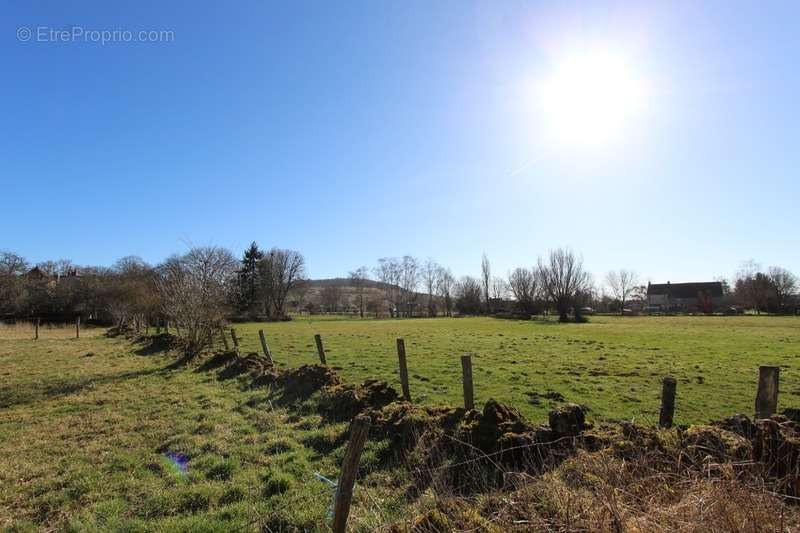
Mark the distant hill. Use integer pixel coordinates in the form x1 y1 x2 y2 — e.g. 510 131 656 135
294 278 433 314
304 278 394 290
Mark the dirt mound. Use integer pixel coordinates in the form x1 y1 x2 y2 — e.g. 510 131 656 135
372 402 464 454
319 379 400 421
275 364 342 400
548 403 586 436
458 400 534 452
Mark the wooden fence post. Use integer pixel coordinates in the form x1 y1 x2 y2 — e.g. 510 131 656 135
259 329 274 365
332 414 371 533
230 328 240 356
396 338 411 401
75 316 80 339
659 377 677 428
220 327 230 351
755 366 780 419
461 354 474 411
35 318 39 340
315 334 327 365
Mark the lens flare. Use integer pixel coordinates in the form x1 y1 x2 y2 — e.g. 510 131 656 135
163 452 190 476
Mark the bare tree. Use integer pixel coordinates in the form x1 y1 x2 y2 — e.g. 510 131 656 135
400 255 419 317
436 267 455 317
481 253 491 314
508 267 539 315
258 248 306 319
490 276 508 301
768 266 797 312
605 269 639 315
109 256 160 331
348 267 369 318
538 248 591 322
36 258 75 277
374 257 402 317
422 258 440 317
0 250 28 276
734 259 762 311
157 246 238 358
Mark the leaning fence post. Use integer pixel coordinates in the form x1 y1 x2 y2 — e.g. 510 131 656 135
332 414 371 533
659 376 677 428
755 366 780 419
259 329 274 365
75 316 80 339
396 338 411 401
35 318 39 340
461 354 474 411
315 334 327 365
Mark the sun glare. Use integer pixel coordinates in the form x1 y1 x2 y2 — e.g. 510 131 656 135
540 52 646 146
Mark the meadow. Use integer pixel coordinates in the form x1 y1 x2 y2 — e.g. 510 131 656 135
0 324 393 531
1 316 799 531
231 315 800 424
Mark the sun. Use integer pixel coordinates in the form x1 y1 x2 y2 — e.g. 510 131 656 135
540 52 646 146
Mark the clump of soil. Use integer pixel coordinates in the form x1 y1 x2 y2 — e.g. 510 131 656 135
543 391 566 401
548 403 586 436
459 400 534 452
371 402 464 455
274 364 342 400
319 379 400 421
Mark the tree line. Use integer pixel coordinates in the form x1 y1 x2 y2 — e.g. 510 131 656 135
345 249 594 322
1 245 797 356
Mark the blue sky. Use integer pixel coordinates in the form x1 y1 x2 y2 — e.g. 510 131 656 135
2 1 798 284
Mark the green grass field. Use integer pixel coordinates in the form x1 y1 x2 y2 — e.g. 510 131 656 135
0 325 402 531
231 315 800 424
1 316 799 530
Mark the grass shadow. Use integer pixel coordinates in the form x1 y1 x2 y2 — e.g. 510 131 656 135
133 333 180 356
0 367 169 409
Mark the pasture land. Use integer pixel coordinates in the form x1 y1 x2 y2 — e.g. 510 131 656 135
0 325 399 531
1 316 799 530
231 315 800 424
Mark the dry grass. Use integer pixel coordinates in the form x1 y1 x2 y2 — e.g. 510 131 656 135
0 320 105 340
381 427 800 532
